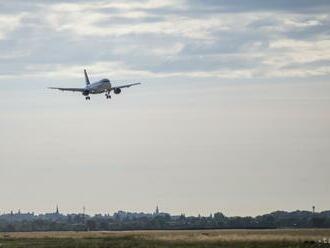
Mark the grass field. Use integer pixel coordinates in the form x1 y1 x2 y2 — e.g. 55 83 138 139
0 229 330 247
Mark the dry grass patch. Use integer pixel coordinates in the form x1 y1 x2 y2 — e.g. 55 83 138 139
1 229 330 244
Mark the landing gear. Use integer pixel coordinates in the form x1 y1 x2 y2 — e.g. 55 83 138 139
105 92 111 99
85 96 90 100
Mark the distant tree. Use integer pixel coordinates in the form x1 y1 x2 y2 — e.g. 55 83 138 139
99 220 110 230
86 219 96 231
312 217 326 227
5 223 15 232
214 212 225 219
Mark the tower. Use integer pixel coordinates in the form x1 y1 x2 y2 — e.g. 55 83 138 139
312 206 315 213
83 206 86 223
155 205 159 215
56 205 59 214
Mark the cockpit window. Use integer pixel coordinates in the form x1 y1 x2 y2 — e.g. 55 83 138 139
101 79 110 83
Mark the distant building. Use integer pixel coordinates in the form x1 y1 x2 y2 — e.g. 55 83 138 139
154 205 159 215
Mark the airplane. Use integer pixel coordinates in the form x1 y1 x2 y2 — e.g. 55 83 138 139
49 69 141 100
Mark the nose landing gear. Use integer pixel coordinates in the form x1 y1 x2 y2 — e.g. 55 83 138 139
85 96 90 100
105 92 111 99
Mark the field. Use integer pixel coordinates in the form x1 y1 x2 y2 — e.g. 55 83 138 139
0 229 330 248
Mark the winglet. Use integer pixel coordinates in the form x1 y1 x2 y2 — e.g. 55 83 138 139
84 69 90 85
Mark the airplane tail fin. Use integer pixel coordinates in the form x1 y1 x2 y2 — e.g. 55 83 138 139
84 69 90 85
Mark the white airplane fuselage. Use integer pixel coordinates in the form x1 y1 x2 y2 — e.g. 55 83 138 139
86 79 111 94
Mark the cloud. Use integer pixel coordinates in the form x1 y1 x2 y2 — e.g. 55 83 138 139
45 2 225 40
189 0 330 13
0 13 25 39
262 39 330 73
0 0 329 82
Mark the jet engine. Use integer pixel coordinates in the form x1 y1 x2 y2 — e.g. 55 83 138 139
114 88 121 94
82 90 89 96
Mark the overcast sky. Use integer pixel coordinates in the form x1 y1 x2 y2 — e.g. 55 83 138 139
0 0 329 216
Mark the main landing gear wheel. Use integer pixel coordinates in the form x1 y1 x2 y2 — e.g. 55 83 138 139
106 94 111 99
85 96 90 100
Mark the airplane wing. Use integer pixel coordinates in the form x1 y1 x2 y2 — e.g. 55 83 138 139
48 87 85 92
113 83 141 89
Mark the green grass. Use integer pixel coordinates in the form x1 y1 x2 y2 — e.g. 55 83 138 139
0 237 323 248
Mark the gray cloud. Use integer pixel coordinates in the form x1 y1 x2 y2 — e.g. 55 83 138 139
0 0 329 81
190 0 330 13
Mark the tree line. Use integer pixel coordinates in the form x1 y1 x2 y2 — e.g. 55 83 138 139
0 210 329 232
